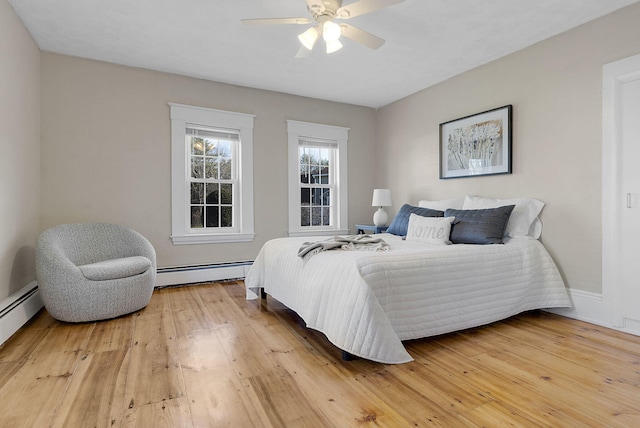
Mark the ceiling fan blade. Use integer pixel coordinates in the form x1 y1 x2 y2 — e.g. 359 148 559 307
241 17 311 26
339 24 385 49
336 0 405 19
304 0 326 14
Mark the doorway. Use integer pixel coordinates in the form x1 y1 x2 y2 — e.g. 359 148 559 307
603 53 640 334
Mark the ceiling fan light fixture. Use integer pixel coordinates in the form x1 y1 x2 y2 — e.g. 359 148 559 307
298 26 319 50
241 0 404 57
322 20 342 42
325 38 343 54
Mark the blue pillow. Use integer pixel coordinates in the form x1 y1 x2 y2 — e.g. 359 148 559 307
387 204 444 236
444 205 515 244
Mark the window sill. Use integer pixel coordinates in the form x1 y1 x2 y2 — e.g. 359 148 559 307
288 229 349 238
171 233 255 245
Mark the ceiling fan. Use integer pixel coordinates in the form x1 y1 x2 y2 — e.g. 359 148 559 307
241 0 405 57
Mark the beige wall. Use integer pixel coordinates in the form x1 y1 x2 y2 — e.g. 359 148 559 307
40 54 376 268
375 3 640 294
0 0 40 300
18 0 640 296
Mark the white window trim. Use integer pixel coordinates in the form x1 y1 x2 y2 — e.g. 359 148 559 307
287 120 349 237
170 103 255 244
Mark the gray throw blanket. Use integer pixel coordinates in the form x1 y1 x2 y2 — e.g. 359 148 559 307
298 234 390 260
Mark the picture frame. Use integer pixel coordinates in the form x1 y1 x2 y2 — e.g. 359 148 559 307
439 105 512 179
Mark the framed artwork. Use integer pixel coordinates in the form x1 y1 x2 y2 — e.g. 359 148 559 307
439 105 512 179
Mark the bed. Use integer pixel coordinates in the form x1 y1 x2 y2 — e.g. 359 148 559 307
245 196 572 364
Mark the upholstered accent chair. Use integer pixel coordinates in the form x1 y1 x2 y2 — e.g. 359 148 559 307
36 223 156 322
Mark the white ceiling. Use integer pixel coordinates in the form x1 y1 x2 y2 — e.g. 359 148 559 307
8 0 639 108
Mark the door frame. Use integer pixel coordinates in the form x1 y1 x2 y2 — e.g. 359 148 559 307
602 53 640 328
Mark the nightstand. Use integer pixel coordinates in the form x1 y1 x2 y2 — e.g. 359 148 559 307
355 224 389 234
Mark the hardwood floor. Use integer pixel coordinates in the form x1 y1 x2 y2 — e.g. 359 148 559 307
1 281 639 427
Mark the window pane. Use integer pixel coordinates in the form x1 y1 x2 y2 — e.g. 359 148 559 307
301 207 310 226
311 207 322 226
205 140 217 156
300 187 310 206
309 148 320 164
191 157 203 178
220 183 232 204
191 206 204 228
220 158 232 180
311 188 322 206
206 206 219 227
206 183 219 204
205 158 218 179
319 148 329 164
322 188 330 205
309 165 320 183
191 137 204 155
299 146 309 163
191 182 204 204
322 207 330 226
300 164 309 184
221 206 233 227
218 140 232 157
319 166 329 184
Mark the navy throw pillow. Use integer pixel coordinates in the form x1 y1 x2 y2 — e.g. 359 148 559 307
445 205 515 244
387 204 444 236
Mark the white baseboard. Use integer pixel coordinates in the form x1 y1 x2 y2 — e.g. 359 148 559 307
0 281 43 346
156 261 253 287
548 288 640 337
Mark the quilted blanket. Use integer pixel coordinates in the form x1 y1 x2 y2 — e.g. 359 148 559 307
245 234 571 364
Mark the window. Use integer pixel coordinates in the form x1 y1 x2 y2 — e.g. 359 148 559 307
188 126 236 229
170 103 255 244
287 120 349 237
299 139 333 227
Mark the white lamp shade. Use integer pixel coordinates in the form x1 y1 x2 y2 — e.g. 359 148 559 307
322 20 342 54
298 26 319 50
325 38 343 54
372 189 392 207
322 20 341 42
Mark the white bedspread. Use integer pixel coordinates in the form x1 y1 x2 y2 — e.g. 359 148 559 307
245 234 571 364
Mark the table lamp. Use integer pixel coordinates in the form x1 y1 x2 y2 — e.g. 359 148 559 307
372 189 392 227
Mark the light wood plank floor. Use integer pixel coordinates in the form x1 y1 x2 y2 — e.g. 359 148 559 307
1 281 639 427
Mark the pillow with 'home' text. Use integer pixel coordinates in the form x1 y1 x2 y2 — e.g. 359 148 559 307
405 214 455 245
386 204 444 236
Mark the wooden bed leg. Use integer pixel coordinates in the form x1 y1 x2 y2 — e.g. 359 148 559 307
260 288 267 299
342 350 354 361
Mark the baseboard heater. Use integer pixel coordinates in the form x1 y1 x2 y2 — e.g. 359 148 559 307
156 260 253 288
0 281 43 346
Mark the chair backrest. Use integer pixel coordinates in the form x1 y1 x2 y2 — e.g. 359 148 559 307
38 223 153 266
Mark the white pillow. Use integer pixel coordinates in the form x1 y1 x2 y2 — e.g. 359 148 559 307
418 197 464 211
406 214 455 245
462 195 545 238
